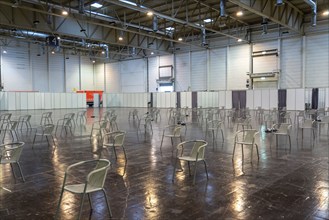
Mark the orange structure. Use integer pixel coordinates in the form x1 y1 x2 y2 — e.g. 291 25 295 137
76 90 103 107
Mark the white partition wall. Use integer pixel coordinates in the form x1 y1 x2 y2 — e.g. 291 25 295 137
225 91 232 109
218 91 226 107
180 92 192 108
253 90 262 109
246 90 254 109
295 89 305 110
269 89 278 109
261 90 270 110
326 88 329 108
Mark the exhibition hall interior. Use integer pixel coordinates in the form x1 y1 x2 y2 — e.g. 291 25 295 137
0 0 329 219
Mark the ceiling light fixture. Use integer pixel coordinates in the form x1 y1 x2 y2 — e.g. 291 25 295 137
323 10 329 16
147 11 153 16
118 36 123 41
236 10 243 16
237 38 242 42
275 0 284 6
151 52 154 55
62 10 68 16
203 18 213 23
178 37 183 41
101 51 105 54
91 3 103 8
51 51 55 54
3 50 7 54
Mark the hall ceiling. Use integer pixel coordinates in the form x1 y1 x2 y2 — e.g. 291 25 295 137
0 0 328 61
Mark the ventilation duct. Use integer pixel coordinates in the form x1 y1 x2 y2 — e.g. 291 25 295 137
220 0 226 17
78 0 84 14
304 0 317 26
261 18 268 34
152 16 158 32
201 28 207 46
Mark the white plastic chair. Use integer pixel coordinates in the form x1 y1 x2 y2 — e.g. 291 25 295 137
0 142 25 182
90 120 108 140
235 117 252 131
76 110 87 124
55 113 75 136
172 140 208 184
32 124 56 148
232 129 259 161
101 131 127 173
317 116 329 135
17 115 32 131
1 121 19 143
40 112 53 125
160 125 183 150
128 109 139 121
137 116 153 137
298 119 316 142
55 159 112 220
271 123 292 149
205 120 224 144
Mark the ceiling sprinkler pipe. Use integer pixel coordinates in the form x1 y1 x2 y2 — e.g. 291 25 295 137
152 16 158 32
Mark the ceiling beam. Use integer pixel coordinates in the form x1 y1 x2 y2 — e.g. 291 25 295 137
228 0 304 34
105 0 246 41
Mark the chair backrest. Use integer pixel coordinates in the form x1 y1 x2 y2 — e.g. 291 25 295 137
173 125 182 136
303 119 314 128
190 140 207 160
87 159 111 189
243 129 258 143
0 113 12 121
0 142 24 163
104 131 126 146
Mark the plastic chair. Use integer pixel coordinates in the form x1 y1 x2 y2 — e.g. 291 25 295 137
55 113 75 136
40 112 53 125
101 131 127 173
90 120 108 140
172 140 208 184
0 142 25 182
32 124 56 148
160 125 183 150
205 120 224 144
17 115 32 131
76 110 87 124
232 129 259 161
55 159 112 220
271 123 292 149
1 121 19 143
137 116 153 137
235 117 252 131
317 116 329 135
298 119 316 142
128 109 139 121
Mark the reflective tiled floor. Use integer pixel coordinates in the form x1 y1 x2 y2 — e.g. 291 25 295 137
0 108 328 219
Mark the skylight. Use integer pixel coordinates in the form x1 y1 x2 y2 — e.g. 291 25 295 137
91 3 103 8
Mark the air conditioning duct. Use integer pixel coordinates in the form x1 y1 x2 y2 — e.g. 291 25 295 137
153 16 158 32
220 0 226 17
304 0 317 26
78 0 84 14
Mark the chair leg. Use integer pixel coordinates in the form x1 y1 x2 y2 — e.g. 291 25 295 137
172 158 178 183
113 147 117 160
102 189 112 218
87 194 93 211
16 162 25 182
160 134 164 150
288 135 291 149
32 134 37 148
55 187 65 219
187 161 191 176
193 161 198 185
232 142 236 159
10 163 16 179
203 160 209 180
78 193 86 220
170 137 173 146
255 144 259 160
122 146 127 162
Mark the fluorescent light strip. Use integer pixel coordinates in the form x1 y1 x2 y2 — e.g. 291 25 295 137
91 3 103 8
